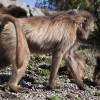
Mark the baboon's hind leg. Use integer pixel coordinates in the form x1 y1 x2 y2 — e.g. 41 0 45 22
8 47 30 92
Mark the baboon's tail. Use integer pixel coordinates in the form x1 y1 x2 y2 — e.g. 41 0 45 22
2 14 24 68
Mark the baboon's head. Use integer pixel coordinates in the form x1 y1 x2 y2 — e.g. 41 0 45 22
0 4 27 18
67 10 94 40
76 11 94 40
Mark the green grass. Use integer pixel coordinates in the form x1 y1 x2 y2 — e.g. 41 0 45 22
35 68 50 76
95 90 100 96
47 96 60 100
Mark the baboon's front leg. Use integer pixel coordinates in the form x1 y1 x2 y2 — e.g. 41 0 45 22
49 51 63 89
64 53 85 90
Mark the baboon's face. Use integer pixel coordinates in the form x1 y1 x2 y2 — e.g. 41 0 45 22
77 18 94 40
67 10 94 40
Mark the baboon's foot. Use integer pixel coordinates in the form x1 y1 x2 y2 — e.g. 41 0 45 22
47 83 57 90
9 83 28 92
77 83 85 90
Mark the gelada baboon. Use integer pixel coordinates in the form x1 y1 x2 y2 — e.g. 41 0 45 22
0 11 94 92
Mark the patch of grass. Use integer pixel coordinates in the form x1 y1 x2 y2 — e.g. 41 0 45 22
28 54 65 69
26 74 35 83
47 96 60 100
2 82 10 91
36 68 50 76
95 90 100 96
66 93 80 99
28 54 52 68
76 97 81 100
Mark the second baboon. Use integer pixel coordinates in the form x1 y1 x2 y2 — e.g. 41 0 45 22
0 11 94 92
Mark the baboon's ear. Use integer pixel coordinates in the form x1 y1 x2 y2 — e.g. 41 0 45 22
7 6 27 18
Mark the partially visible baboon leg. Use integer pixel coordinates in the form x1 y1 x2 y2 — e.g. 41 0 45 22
64 43 85 79
74 53 85 78
49 51 63 89
64 52 85 79
76 54 85 79
8 41 30 92
64 52 85 90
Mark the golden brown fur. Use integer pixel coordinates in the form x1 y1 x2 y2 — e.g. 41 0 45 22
0 10 94 92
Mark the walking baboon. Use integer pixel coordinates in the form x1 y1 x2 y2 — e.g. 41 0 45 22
0 10 94 92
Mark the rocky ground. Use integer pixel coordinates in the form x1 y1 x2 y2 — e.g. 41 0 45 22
0 43 100 100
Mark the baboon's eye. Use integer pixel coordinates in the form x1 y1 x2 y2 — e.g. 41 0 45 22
82 18 87 24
